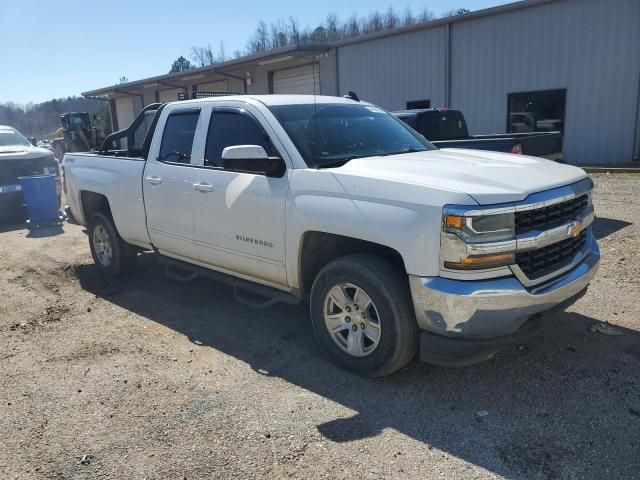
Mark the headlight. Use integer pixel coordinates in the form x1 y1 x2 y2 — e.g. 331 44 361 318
441 210 516 271
44 166 58 175
444 212 514 242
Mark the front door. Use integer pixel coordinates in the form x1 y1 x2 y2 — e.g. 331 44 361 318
191 106 288 287
142 108 202 260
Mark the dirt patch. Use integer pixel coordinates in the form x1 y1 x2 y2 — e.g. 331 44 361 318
0 174 639 479
9 304 71 331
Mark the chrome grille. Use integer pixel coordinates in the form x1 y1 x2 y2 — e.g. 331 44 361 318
515 194 589 235
516 230 587 280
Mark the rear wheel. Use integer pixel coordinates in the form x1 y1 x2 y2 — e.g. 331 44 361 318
310 254 418 377
88 213 137 276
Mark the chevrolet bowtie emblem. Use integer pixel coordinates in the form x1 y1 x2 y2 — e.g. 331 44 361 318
568 221 584 238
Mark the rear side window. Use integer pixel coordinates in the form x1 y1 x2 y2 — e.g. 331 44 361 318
132 110 157 152
159 111 199 163
205 111 276 167
418 114 468 141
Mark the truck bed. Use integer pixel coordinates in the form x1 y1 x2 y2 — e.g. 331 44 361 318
62 152 152 248
394 109 564 160
432 131 563 160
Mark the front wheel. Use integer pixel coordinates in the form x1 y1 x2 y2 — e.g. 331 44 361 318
88 213 137 276
309 254 418 377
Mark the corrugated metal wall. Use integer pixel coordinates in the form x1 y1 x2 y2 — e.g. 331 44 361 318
337 26 448 110
335 0 640 164
450 0 640 164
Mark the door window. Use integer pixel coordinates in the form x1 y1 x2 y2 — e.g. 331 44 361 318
205 111 276 167
159 110 200 163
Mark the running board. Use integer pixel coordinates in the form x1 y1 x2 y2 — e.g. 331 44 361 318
156 254 301 308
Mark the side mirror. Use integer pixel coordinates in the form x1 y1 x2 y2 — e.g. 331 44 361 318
221 145 285 177
29 137 37 146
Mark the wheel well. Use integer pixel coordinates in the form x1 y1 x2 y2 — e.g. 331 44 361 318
298 231 406 297
80 191 111 222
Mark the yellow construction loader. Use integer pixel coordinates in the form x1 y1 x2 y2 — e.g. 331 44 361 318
52 112 103 160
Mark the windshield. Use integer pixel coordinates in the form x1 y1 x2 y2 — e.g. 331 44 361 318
69 116 86 130
269 103 435 168
0 129 31 147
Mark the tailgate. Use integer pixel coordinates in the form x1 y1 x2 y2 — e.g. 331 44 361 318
520 132 563 160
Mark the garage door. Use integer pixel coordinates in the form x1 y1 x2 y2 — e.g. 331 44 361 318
272 64 320 94
196 80 227 94
158 88 183 103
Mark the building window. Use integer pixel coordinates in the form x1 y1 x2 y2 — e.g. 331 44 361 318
507 89 566 134
406 99 431 110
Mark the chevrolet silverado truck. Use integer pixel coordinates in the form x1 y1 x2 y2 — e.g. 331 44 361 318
393 108 563 160
0 125 61 222
62 95 599 377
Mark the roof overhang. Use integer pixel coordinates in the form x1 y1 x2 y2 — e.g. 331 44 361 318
82 44 331 97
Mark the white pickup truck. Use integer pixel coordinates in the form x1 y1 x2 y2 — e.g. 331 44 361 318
63 95 599 377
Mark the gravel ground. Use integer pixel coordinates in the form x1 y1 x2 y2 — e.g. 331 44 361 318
1 174 639 480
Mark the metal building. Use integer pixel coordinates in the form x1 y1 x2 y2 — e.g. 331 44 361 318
83 0 640 165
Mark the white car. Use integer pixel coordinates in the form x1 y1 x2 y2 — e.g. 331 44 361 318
0 125 61 221
62 95 599 376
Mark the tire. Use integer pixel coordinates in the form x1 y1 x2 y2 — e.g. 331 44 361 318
88 212 137 276
309 254 419 377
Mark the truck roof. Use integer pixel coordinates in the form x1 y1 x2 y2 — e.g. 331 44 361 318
176 94 366 107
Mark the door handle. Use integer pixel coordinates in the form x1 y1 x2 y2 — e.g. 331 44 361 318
192 182 214 192
146 176 162 185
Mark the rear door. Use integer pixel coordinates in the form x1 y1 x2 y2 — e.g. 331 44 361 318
189 104 289 287
142 106 204 260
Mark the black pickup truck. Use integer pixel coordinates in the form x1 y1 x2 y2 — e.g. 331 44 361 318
393 108 563 160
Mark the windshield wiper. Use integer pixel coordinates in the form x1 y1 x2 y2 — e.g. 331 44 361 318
316 154 378 169
316 149 425 169
378 148 424 156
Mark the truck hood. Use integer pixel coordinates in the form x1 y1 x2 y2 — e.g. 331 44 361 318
0 145 55 161
331 148 587 205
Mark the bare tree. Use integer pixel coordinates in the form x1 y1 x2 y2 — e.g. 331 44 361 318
199 5 445 57
418 7 435 23
383 6 399 30
288 16 300 45
247 20 270 52
216 40 227 63
270 18 289 48
344 13 360 37
325 13 340 41
402 6 415 26
442 8 471 17
190 44 214 67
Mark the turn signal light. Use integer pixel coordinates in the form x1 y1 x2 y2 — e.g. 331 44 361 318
444 253 515 270
445 215 463 229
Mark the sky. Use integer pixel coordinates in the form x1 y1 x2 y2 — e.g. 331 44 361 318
0 0 507 105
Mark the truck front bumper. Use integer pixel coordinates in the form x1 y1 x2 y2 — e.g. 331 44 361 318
409 239 600 366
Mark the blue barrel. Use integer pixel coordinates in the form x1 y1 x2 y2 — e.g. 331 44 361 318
17 175 60 226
